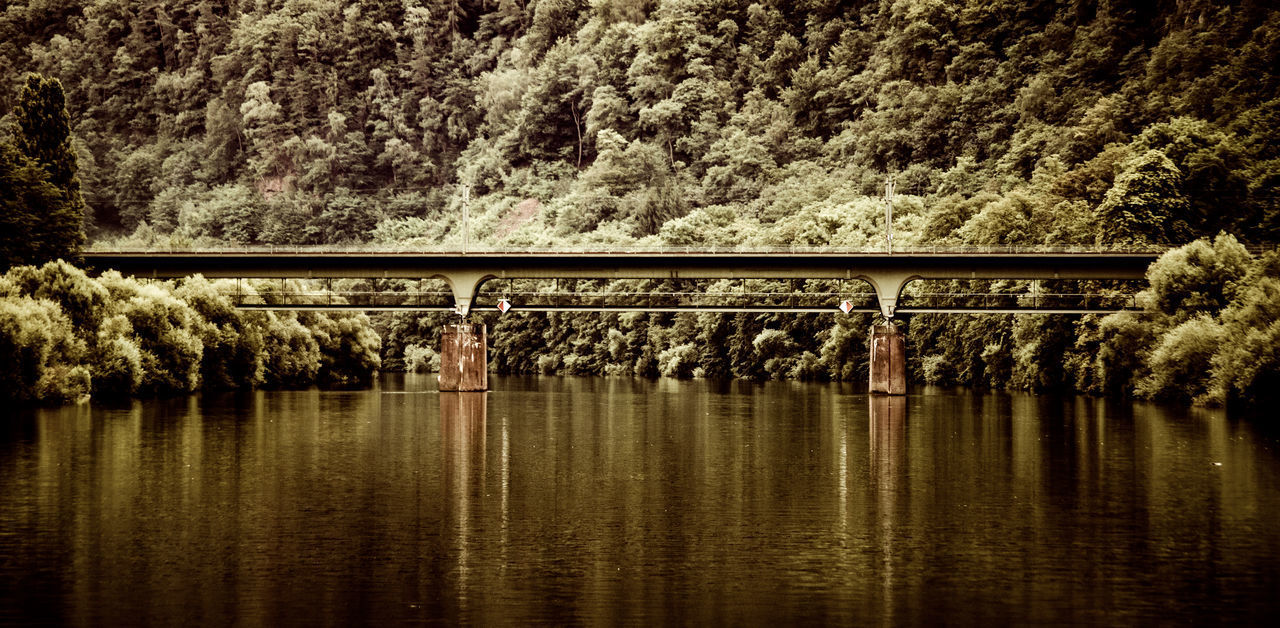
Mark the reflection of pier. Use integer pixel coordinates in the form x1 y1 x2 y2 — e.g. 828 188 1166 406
869 396 906 483
869 395 906 616
441 392 488 587
441 392 487 479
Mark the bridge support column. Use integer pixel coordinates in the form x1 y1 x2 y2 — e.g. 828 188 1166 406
869 323 907 395
439 324 488 392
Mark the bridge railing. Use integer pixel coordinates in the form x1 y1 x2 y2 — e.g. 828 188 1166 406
88 243 1221 255
898 292 1140 311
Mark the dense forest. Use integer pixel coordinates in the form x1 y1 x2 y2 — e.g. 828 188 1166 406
1 0 1278 406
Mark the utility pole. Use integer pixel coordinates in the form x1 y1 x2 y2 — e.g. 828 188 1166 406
461 183 470 255
884 175 895 254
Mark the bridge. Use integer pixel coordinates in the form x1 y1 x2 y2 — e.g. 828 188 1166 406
83 247 1158 318
83 247 1162 396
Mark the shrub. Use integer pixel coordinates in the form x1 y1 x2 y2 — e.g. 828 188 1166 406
2 259 107 335
92 314 143 396
1137 315 1223 402
403 343 440 373
98 272 204 394
753 328 799 379
1143 233 1251 319
0 295 89 402
1204 275 1280 406
176 276 264 389
257 312 322 387
308 312 382 387
657 343 698 378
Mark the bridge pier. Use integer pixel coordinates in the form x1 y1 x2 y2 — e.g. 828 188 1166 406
869 323 907 395
439 324 488 392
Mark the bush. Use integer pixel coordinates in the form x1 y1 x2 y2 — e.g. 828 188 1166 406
2 259 107 335
92 314 143 397
753 328 799 380
175 276 264 389
1137 315 1223 402
0 264 385 403
921 354 956 385
257 312 322 387
1143 233 1251 318
657 343 698 378
0 295 89 402
308 312 382 387
1204 275 1280 406
403 343 440 373
1089 311 1159 396
107 278 205 395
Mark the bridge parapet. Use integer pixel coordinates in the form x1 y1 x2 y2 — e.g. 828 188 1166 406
87 244 1197 255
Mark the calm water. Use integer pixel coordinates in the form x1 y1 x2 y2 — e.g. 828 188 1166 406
2 375 1279 625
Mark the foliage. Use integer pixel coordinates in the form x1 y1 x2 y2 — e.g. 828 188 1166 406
0 141 66 267
1143 233 1252 318
1137 315 1223 402
258 312 323 388
307 312 382 387
1074 240 1280 407
0 265 381 404
175 276 265 389
6 73 84 263
403 343 440 373
0 294 89 402
96 271 205 395
2 1 1278 408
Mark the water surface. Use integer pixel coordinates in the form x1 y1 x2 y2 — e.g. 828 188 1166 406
2 376 1278 625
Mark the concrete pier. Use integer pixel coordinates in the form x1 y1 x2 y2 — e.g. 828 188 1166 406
869 323 907 395
439 324 488 392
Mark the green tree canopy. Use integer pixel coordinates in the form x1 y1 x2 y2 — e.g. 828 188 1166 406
2 73 84 266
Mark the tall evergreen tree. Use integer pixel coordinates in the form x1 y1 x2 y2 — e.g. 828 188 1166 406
0 141 63 268
9 73 84 263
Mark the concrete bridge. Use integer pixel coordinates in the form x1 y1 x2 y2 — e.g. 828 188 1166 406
83 247 1161 395
84 248 1158 318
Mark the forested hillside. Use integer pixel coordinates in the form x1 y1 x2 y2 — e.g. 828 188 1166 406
3 0 1278 405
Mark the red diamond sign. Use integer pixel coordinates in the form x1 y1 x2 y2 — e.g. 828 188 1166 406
839 300 854 314
496 299 512 313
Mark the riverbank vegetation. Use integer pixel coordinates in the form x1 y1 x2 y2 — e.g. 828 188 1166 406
0 260 381 403
2 1 1278 407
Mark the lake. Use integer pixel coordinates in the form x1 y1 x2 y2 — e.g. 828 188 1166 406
2 375 1278 625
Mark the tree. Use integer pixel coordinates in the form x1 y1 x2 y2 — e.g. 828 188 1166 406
1096 149 1193 246
0 142 63 268
7 73 85 264
1143 233 1252 319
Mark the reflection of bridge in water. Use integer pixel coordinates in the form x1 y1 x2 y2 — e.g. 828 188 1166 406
83 248 1163 396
